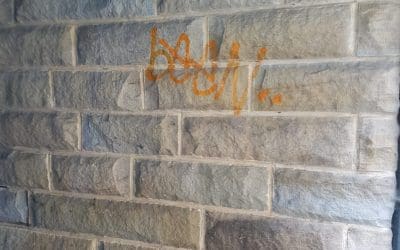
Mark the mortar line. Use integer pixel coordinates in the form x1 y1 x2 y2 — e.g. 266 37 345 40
48 70 55 108
27 189 387 230
0 56 398 72
177 112 182 156
70 25 78 67
199 209 206 250
46 154 54 191
354 114 361 171
267 165 274 216
78 112 83 151
6 147 398 176
139 67 145 110
344 225 350 250
247 63 254 111
350 2 359 57
1 1 356 28
129 157 134 200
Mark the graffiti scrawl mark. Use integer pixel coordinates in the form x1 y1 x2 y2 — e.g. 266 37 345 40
145 27 282 115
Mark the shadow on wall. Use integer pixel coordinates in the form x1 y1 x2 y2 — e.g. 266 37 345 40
392 104 400 249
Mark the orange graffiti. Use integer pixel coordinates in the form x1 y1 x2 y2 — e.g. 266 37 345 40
145 27 282 115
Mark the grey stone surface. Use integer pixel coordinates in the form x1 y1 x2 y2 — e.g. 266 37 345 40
15 0 154 22
347 227 392 250
0 0 13 24
31 193 200 248
77 18 203 65
0 226 94 250
135 160 268 210
284 0 351 5
0 188 27 224
102 242 156 250
83 114 177 155
182 116 356 168
0 26 73 66
53 71 141 111
52 155 130 196
357 3 400 56
0 112 79 150
157 0 277 14
208 5 353 60
252 60 399 113
359 116 398 171
144 67 249 111
0 150 48 189
0 71 50 109
273 168 396 227
205 212 345 250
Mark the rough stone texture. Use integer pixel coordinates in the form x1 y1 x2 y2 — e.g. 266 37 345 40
157 0 277 14
31 193 200 248
357 3 400 56
0 26 73 67
0 112 79 150
209 5 353 60
273 168 396 227
83 114 177 155
182 116 356 168
53 71 141 111
15 0 154 22
144 67 249 111
284 0 351 5
77 19 203 65
102 242 156 250
0 226 94 250
52 155 130 196
347 227 392 250
0 188 27 224
252 60 399 113
205 212 345 250
0 0 13 24
135 160 268 210
0 150 48 189
0 71 50 109
359 116 398 171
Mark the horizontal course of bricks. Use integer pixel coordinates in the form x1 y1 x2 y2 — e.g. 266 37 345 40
0 0 398 249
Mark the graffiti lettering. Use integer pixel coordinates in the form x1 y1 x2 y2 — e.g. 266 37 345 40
145 27 282 115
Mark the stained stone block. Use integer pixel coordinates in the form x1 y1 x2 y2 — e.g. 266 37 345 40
31 193 200 248
83 114 177 155
182 116 356 168
252 60 399 113
205 212 345 249
359 116 398 171
0 150 48 189
52 155 130 196
0 26 73 66
0 112 80 150
0 226 94 250
0 71 50 109
15 0 154 22
53 71 142 111
209 5 353 60
0 188 28 224
77 19 203 65
357 3 400 56
347 227 392 250
135 159 269 210
273 168 396 227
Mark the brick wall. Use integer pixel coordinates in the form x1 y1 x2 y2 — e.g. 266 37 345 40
0 0 399 249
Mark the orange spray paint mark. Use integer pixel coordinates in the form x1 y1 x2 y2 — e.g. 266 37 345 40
257 89 270 103
145 27 283 115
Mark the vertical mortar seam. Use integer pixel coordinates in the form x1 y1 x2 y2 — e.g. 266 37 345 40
70 25 78 67
177 112 182 156
247 63 254 112
46 154 54 191
199 208 206 250
351 2 358 57
48 70 55 108
129 156 134 200
267 165 274 216
140 67 145 110
77 112 82 151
